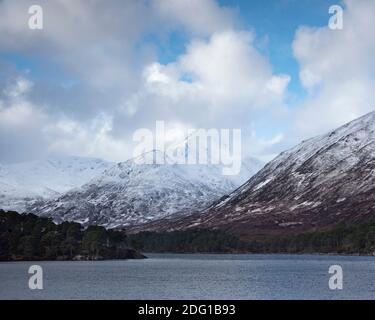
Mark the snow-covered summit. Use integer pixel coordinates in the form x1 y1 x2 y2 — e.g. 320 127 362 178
30 150 263 228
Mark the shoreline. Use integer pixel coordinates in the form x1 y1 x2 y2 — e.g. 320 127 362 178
143 251 375 257
2 251 375 262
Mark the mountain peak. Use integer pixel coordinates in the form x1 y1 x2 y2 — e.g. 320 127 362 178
29 150 264 228
147 112 375 240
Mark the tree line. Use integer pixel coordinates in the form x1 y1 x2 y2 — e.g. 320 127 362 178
2 209 375 259
127 229 245 253
128 221 375 255
0 210 144 261
247 221 375 255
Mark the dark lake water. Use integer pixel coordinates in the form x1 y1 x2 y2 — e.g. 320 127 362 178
1 254 375 299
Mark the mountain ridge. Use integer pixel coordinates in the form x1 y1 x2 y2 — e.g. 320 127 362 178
128 111 375 240
27 151 263 228
0 156 113 211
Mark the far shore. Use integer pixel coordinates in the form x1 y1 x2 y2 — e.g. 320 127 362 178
3 251 375 262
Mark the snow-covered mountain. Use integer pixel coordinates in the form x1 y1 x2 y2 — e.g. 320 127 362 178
0 156 112 211
30 151 264 228
135 111 375 239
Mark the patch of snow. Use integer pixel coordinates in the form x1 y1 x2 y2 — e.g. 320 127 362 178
253 177 272 191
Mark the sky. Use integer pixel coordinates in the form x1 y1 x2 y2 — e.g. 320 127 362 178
0 0 375 164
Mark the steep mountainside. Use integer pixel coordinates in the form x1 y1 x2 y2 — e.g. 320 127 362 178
133 112 375 240
30 151 263 228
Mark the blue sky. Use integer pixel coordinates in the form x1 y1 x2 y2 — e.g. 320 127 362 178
141 0 332 99
0 0 374 164
1 0 331 99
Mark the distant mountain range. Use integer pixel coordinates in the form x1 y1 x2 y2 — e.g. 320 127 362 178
0 156 112 211
3 112 374 240
131 111 375 240
29 152 263 228
0 150 263 228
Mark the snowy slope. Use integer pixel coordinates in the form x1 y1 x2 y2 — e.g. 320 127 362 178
30 151 263 228
0 156 112 211
135 111 375 239
215 110 375 209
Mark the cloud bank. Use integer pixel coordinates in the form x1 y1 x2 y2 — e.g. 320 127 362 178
0 0 374 164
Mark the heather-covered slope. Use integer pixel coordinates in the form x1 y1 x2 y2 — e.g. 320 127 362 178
133 112 375 240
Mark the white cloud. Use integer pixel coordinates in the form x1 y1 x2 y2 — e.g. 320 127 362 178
0 0 291 163
4 0 374 165
292 0 375 138
3 78 33 98
152 0 237 36
113 30 291 161
266 75 291 96
0 78 41 127
179 30 289 106
124 30 290 128
0 0 247 162
0 77 132 163
0 0 238 91
44 114 132 162
0 78 50 162
0 102 34 127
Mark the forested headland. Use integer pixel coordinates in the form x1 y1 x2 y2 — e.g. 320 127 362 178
0 210 145 261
